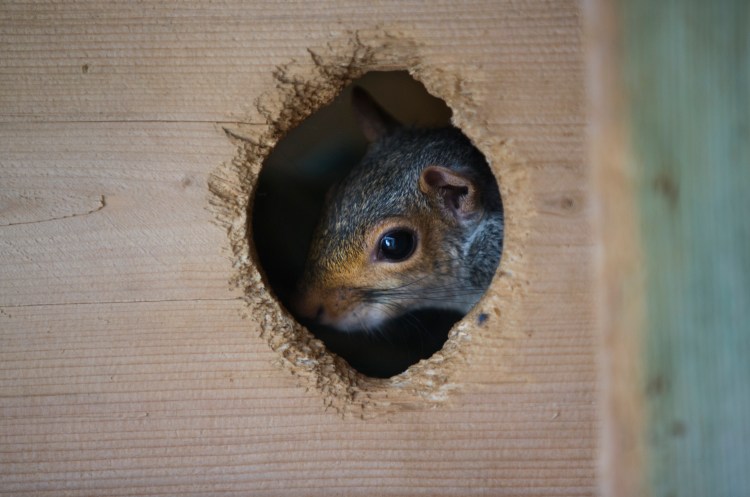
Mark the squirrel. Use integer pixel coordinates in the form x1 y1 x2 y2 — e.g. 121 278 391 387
292 86 504 334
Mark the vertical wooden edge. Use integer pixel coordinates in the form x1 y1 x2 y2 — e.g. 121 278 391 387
584 1 647 495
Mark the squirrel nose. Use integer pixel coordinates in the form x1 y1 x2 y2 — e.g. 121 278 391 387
291 289 326 323
313 305 324 321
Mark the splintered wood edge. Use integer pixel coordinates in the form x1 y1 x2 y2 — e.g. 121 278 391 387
208 28 532 419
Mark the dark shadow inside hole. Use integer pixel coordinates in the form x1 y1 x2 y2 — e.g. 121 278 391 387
252 71 502 378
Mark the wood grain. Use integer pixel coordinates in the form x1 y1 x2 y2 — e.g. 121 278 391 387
1 1 594 495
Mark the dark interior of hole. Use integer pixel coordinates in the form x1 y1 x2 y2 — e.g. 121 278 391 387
252 71 502 378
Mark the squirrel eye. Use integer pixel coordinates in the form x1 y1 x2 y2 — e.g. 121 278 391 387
377 229 416 262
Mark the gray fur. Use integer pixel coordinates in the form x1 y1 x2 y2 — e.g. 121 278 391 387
302 123 504 316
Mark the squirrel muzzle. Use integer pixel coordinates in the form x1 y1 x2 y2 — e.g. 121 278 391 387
292 284 396 332
291 286 353 328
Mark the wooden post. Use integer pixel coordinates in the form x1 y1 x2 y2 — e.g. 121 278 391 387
591 0 750 495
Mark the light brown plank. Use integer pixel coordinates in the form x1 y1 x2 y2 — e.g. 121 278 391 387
1 1 594 495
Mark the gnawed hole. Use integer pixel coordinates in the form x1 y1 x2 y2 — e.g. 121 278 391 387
252 71 502 378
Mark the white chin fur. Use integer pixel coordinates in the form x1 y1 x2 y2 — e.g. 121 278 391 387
327 304 393 332
325 297 477 332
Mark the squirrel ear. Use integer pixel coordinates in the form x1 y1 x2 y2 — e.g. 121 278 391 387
351 86 398 142
419 166 480 219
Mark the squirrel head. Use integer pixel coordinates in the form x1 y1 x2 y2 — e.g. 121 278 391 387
292 87 501 332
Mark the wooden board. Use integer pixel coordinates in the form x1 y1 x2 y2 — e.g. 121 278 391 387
1 1 594 495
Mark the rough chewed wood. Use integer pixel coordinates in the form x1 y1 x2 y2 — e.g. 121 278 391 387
0 1 594 495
